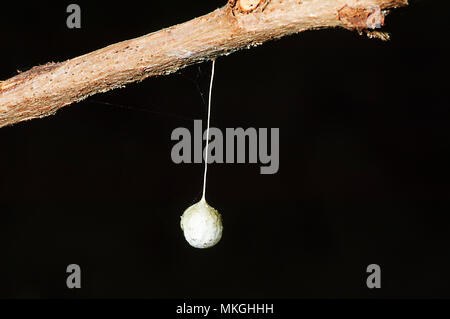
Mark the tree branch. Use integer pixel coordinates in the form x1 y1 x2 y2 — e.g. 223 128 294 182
0 0 408 128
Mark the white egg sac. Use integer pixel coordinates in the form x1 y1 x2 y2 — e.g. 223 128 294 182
180 199 223 249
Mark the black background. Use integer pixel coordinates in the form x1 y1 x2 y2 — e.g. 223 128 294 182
0 0 449 298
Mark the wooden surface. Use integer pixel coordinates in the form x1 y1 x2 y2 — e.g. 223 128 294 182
0 0 408 128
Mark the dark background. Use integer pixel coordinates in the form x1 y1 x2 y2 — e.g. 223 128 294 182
0 0 449 298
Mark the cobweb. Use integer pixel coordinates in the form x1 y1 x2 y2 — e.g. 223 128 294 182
87 63 212 123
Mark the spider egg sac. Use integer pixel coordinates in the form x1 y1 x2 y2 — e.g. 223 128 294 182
180 200 223 249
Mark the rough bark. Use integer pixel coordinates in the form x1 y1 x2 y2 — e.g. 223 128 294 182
0 0 408 128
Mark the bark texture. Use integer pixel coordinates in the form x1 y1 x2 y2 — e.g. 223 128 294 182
0 0 408 128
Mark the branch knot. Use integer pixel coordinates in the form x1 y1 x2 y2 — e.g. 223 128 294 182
229 0 270 14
